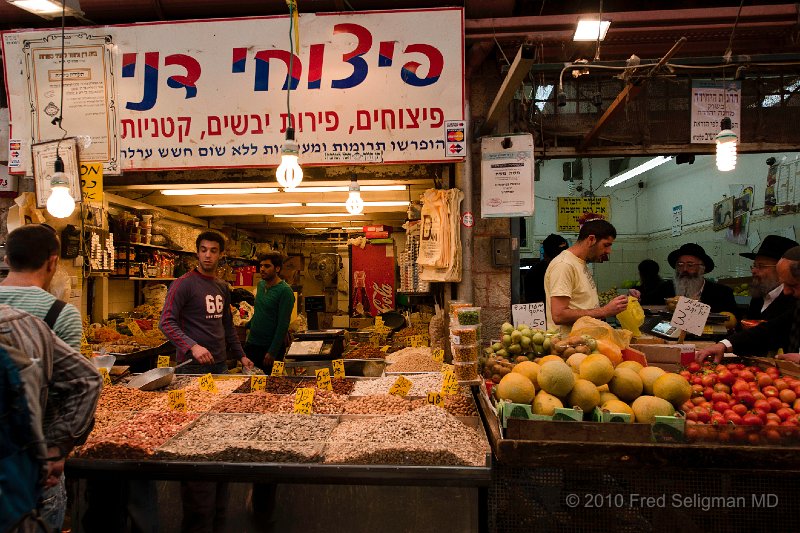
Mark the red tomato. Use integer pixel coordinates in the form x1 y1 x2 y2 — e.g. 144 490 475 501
691 384 704 396
776 407 796 421
692 396 706 406
765 413 782 424
782 417 799 427
732 404 748 416
732 380 749 392
747 432 761 444
752 391 766 401
713 383 731 394
780 389 797 404
718 371 736 386
765 429 782 444
762 385 779 398
793 384 800 396
767 397 783 412
732 427 748 442
725 412 743 425
701 374 717 387
679 370 691 380
757 374 773 388
682 400 695 412
717 430 731 443
685 410 698 422
713 401 730 413
754 399 771 413
692 376 703 385
693 407 711 424
685 427 699 441
726 363 739 371
774 379 788 391
737 391 755 407
739 370 755 382
793 398 800 413
711 413 726 425
742 413 764 426
703 387 714 401
687 361 701 373
766 367 780 378
711 391 730 403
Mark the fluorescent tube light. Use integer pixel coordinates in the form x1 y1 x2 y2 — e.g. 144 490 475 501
162 188 280 195
574 20 611 41
306 201 410 207
7 0 83 19
603 156 672 187
274 213 364 218
199 203 302 208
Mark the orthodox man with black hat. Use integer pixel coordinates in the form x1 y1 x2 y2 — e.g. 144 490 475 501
657 242 738 315
740 235 798 320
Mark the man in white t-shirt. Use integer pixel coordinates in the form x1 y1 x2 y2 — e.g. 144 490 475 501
544 219 630 333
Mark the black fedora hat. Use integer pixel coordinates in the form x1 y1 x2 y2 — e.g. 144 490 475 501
740 234 799 260
668 243 715 273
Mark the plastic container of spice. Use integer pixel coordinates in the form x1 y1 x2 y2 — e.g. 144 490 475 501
451 343 478 363
453 361 479 382
449 324 480 345
448 301 473 325
455 307 481 326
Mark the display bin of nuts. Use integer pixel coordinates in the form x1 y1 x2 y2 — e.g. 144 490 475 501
449 324 480 345
451 343 478 363
454 362 479 383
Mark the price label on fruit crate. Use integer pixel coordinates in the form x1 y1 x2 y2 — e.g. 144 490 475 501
293 387 315 414
432 349 445 363
332 359 345 379
426 392 444 407
670 296 711 336
98 367 112 387
198 373 218 393
168 390 186 412
315 368 333 391
441 371 459 395
157 356 170 368
271 361 285 377
250 375 267 392
511 303 546 329
127 320 144 337
388 376 413 397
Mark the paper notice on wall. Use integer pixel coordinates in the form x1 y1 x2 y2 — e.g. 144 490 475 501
690 80 741 144
480 134 534 218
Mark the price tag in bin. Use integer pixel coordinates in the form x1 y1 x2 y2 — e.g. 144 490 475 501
168 390 186 412
198 373 218 393
157 356 170 368
441 371 459 395
441 363 454 373
388 376 413 397
271 361 285 377
251 375 267 392
98 367 112 387
432 349 444 363
332 359 345 379
127 320 144 337
670 296 711 336
294 387 315 414
316 368 333 391
426 392 444 407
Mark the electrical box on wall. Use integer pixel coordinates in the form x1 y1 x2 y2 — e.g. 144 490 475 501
491 237 512 267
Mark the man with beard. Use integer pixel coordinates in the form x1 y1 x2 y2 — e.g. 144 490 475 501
659 243 737 315
740 235 798 320
544 219 630 333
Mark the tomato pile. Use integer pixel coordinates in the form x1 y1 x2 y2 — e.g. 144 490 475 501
680 362 800 445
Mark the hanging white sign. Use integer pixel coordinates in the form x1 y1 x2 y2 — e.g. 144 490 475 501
690 80 741 144
480 134 534 218
670 296 711 336
511 303 546 329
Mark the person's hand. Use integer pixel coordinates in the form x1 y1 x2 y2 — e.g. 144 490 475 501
263 352 274 368
602 295 629 316
695 343 726 364
190 344 214 365
776 353 800 364
628 288 641 300
45 446 64 488
241 356 255 370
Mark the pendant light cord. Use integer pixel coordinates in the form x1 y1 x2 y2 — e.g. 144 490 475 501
53 0 68 158
286 0 299 131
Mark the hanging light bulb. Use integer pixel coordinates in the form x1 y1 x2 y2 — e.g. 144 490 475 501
46 155 76 218
715 117 737 172
276 127 303 189
345 178 364 215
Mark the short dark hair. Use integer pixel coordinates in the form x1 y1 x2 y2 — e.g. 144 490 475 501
577 219 617 242
783 246 800 278
638 259 660 277
259 252 284 269
5 224 60 271
196 231 225 252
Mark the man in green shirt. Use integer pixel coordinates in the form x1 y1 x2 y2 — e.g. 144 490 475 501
244 253 295 372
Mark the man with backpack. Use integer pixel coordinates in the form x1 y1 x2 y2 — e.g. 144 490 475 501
0 224 96 531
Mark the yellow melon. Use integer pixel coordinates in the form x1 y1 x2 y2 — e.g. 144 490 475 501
652 373 692 408
567 379 601 412
536 360 575 398
511 361 540 385
631 395 675 423
538 354 565 365
608 367 644 402
496 373 536 404
598 391 618 405
579 354 615 386
616 360 644 373
566 352 588 372
601 399 635 421
639 366 666 396
532 390 563 416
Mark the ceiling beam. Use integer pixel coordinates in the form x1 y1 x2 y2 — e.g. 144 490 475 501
480 44 536 135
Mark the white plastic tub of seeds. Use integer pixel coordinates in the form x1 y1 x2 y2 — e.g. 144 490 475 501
449 324 480 345
450 343 478 363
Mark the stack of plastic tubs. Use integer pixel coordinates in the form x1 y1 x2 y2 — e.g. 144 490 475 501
449 304 481 383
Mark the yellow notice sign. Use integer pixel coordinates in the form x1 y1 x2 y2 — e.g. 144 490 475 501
251 375 267 392
441 371 459 395
198 373 218 393
80 162 104 204
426 392 444 407
556 196 611 233
127 320 143 337
315 368 333 391
432 349 445 363
271 361 285 377
389 376 413 397
332 359 345 379
294 387 315 414
380 345 390 352
157 356 171 368
98 367 112 387
168 390 186 412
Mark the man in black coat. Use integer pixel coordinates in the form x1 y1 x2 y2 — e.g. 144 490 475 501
658 243 738 315
740 235 798 320
696 245 800 361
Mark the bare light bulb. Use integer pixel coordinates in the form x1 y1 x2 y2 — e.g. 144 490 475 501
276 128 303 189
46 156 76 218
715 117 737 172
345 178 363 214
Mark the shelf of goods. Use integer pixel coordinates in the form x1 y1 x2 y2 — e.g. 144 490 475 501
477 319 800 533
112 241 190 279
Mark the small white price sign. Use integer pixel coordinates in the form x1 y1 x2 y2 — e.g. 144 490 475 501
670 296 711 336
511 303 546 329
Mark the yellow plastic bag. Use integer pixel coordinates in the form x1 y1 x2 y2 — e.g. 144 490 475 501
616 296 645 337
570 316 632 349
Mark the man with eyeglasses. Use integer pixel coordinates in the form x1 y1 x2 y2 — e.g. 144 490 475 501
660 243 737 315
740 235 798 320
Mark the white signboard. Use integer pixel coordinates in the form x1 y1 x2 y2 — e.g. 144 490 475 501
2 9 464 172
690 80 741 143
511 303 546 330
670 296 711 336
672 205 682 237
480 134 534 218
0 164 17 192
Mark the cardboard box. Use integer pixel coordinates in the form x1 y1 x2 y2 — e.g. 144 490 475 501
629 343 695 364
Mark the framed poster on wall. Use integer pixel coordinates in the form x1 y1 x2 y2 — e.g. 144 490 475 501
32 137 80 208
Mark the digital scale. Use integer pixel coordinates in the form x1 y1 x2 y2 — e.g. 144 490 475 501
286 329 346 360
643 313 729 340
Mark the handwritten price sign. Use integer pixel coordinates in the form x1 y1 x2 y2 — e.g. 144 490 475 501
127 320 144 337
670 296 711 336
250 375 267 392
332 359 345 379
293 387 315 414
389 376 413 397
168 390 186 411
316 368 333 391
98 367 112 387
198 373 219 393
511 303 546 329
426 392 444 407
432 348 445 363
271 361 285 377
441 371 459 395
157 356 171 368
